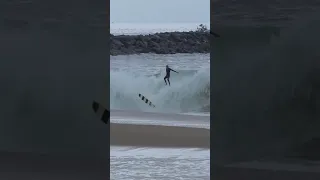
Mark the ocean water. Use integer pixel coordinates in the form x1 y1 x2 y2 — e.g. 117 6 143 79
110 53 210 180
111 53 210 113
110 23 210 180
111 147 210 180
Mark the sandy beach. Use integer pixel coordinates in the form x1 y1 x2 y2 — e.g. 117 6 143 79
110 110 210 180
110 110 210 148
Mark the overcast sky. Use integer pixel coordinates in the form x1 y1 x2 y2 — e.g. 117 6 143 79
110 0 210 23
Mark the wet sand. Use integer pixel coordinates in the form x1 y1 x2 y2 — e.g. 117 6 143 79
110 110 210 148
110 110 210 179
111 123 210 148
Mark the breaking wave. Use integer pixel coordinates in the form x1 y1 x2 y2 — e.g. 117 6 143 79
111 68 210 113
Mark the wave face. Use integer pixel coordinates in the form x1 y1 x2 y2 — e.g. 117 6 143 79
110 54 210 113
211 13 320 164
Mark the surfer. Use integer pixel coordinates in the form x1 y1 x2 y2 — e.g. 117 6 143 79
164 65 178 86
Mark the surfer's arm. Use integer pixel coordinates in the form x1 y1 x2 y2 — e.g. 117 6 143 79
170 68 178 73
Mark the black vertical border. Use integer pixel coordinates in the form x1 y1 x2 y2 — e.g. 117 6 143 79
107 0 111 178
209 2 320 180
0 0 110 179
210 0 226 178
106 0 111 178
210 0 214 178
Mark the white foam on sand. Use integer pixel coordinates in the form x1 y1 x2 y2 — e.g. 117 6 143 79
111 146 210 180
110 110 210 179
110 110 210 129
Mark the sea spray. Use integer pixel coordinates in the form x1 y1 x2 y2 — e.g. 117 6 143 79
110 54 210 113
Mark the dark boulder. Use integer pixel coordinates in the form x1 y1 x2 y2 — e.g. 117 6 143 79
110 31 210 56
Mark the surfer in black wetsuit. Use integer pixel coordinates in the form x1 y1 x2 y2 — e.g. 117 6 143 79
164 65 178 86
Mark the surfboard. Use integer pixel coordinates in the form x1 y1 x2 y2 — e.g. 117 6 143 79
92 101 109 124
138 93 156 108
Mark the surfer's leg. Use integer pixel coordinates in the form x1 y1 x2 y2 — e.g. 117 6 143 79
164 77 167 85
167 78 170 86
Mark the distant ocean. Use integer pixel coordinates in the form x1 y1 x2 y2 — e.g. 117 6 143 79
110 22 210 35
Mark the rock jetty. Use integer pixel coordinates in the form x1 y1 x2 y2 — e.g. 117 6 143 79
110 31 210 55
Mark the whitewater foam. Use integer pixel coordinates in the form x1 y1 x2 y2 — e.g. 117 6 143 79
110 54 210 113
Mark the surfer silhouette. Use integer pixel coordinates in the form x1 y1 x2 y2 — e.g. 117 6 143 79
164 65 178 86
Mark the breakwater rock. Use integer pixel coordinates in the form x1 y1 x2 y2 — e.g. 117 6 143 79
110 31 210 55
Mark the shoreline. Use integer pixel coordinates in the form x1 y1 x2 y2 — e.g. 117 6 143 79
110 123 210 148
110 31 210 56
110 110 210 148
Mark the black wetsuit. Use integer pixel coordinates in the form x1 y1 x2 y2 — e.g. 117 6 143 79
164 67 177 86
